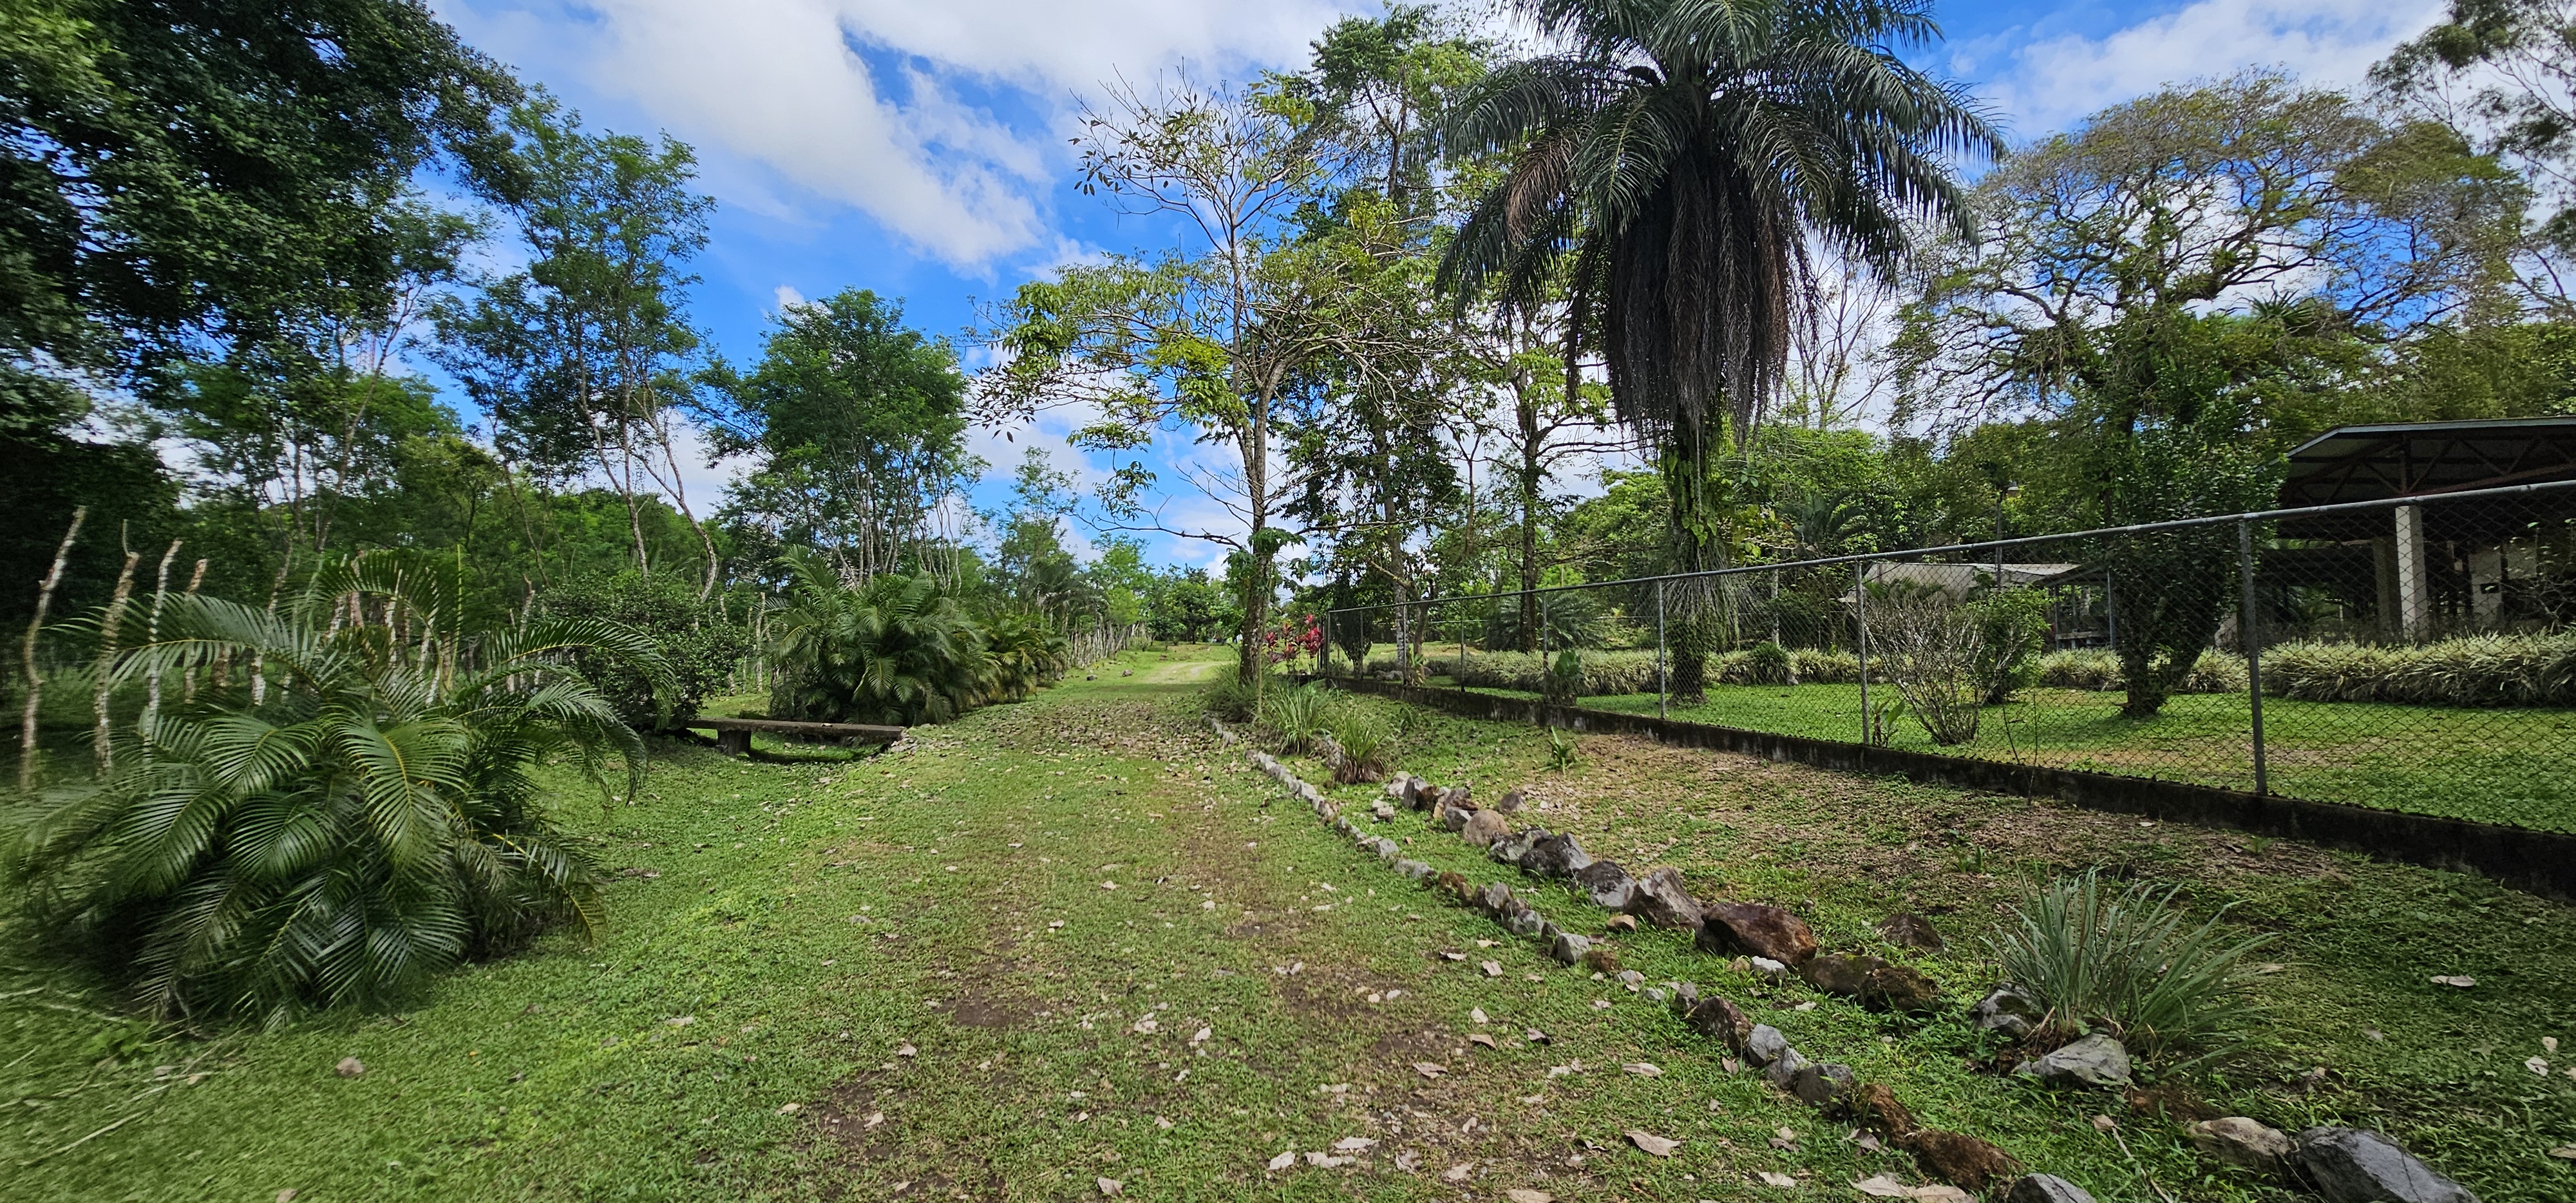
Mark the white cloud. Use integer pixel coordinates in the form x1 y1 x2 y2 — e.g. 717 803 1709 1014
1965 0 2447 135
444 0 1345 267
773 283 806 310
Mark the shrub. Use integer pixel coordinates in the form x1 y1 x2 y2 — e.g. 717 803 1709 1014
767 554 989 726
1450 649 1661 696
7 553 653 1021
2261 633 2576 707
1861 579 1985 744
2035 649 2246 696
1201 663 1262 723
541 571 748 728
1972 588 2053 704
1745 641 1794 685
1985 870 2268 1059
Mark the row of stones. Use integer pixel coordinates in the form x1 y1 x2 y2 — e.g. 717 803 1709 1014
1230 727 2483 1203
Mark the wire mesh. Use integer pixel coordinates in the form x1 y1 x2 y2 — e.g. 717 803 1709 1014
1321 480 2576 835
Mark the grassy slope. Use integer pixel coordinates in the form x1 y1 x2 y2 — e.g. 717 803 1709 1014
1 648 2568 1202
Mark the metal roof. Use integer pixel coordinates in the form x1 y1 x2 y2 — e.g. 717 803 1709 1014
2277 417 2576 508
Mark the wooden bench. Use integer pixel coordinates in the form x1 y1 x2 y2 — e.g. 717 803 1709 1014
676 716 905 756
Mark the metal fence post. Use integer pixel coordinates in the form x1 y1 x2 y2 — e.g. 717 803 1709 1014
1458 600 1469 692
1854 562 1871 746
1655 580 1668 719
2239 519 2268 797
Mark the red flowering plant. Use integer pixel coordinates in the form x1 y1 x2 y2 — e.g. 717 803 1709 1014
1258 613 1323 672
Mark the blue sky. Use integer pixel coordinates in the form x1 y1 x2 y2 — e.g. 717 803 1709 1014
428 0 2447 572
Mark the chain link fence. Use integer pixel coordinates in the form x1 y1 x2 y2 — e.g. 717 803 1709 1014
1320 480 2576 834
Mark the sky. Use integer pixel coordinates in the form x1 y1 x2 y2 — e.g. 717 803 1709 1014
428 0 2450 572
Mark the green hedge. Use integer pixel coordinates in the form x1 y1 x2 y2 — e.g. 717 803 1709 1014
2034 649 2248 695
2260 634 2576 707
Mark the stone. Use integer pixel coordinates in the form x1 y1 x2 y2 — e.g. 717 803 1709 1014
1506 909 1548 937
1400 775 1433 807
1385 778 1410 801
1462 808 1510 849
1575 860 1638 909
2187 1117 2296 1174
1684 997 1754 1052
1849 1083 1917 1137
2296 1127 2480 1203
1479 882 1517 916
1372 802 1396 822
1669 981 1701 1011
1394 859 1432 880
1580 945 1621 974
1603 913 1639 933
1761 1046 1812 1090
1627 867 1703 930
1748 956 1789 980
1790 1062 1857 1108
1435 870 1473 903
1743 1024 1792 1068
2004 1175 2098 1203
1902 1129 2023 1191
1492 789 1525 814
1549 931 1592 965
1971 986 2045 1040
1374 838 1400 861
1801 954 1942 1012
1696 900 1819 965
1440 784 1473 810
2016 1034 2134 1089
1439 805 1473 833
1521 833 1593 878
1877 911 1946 951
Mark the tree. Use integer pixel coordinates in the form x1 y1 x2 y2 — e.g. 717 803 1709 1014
1895 75 2524 714
978 77 1327 691
436 97 719 594
1440 0 1997 701
702 289 976 587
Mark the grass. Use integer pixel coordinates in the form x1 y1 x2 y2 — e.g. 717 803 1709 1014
2 646 2570 1200
1414 671 2576 833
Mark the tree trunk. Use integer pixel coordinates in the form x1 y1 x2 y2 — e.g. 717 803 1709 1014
1662 439 1734 703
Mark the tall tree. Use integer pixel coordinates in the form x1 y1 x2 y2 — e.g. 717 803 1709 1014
702 289 976 589
435 97 719 594
1439 0 1997 701
1895 74 2524 714
978 77 1327 690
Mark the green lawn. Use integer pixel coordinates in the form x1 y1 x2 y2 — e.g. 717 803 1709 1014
3 648 2570 1200
1422 676 2576 833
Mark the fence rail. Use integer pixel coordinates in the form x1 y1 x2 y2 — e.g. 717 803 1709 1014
1320 478 2576 835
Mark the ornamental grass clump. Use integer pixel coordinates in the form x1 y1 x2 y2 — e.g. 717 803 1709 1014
7 553 660 1023
1258 681 1333 755
1321 706 1391 784
1986 870 2269 1060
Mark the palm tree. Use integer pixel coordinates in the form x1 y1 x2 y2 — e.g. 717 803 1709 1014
766 551 991 725
1441 0 1996 699
8 553 664 1023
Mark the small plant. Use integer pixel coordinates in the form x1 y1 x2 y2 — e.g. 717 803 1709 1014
1321 706 1390 784
1542 648 1584 705
1257 681 1332 754
1985 870 2270 1059
1201 664 1261 723
1544 726 1580 772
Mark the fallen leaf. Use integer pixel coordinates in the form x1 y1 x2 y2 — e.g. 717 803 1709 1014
1723 1056 1743 1074
1394 1150 1420 1171
1857 1133 1882 1152
1191 1027 1211 1045
276 1192 298 1203
1096 1178 1122 1197
1909 1188 1972 1203
1267 1150 1296 1171
1442 1162 1474 1182
864 1111 884 1129
1469 1033 1497 1049
665 1016 695 1027
2255 962 2287 974
2550 1144 2576 1160
1482 961 1504 978
1414 1061 1445 1079
2090 1114 2117 1132
1757 1171 1798 1188
1626 1130 1680 1157
1526 1028 1550 1043
1854 1176 1913 1198
896 1043 917 1057
1768 1126 1799 1150
2431 974 2477 988
1471 1007 1490 1024
1441 951 1466 961
775 1102 802 1114
1504 1191 1553 1203
1333 1137 1379 1152
1131 1017 1159 1034
1302 1151 1352 1168
2528 1057 2552 1076
2547 1036 2561 1056
1154 1115 1173 1129
1622 1062 1663 1077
